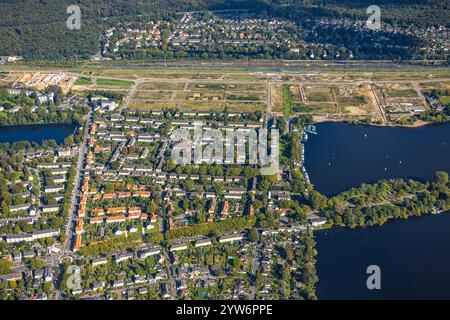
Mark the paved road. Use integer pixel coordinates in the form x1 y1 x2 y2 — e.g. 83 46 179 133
161 247 178 298
370 83 387 123
249 232 261 299
120 80 142 110
62 109 93 254
29 167 42 208
412 81 428 105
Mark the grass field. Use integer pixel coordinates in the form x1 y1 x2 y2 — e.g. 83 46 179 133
303 86 335 103
186 82 267 92
288 85 304 101
176 91 224 101
225 83 267 92
0 64 449 116
225 92 265 101
419 81 450 91
282 84 294 117
95 78 134 86
225 102 266 112
441 96 450 105
130 101 177 110
75 76 92 86
129 99 266 112
386 89 419 98
179 101 224 111
139 82 185 91
134 90 173 100
129 80 268 110
271 84 283 113
188 83 226 91
294 103 337 114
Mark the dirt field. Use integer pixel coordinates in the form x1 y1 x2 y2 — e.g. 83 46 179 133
1 64 449 116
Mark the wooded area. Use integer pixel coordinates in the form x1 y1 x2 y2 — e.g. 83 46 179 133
0 0 448 60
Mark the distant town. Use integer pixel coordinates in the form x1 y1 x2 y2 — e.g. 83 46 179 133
98 12 449 61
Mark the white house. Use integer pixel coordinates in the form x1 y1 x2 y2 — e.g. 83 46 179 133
101 100 117 111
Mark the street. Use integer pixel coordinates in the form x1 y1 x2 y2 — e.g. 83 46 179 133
62 109 93 254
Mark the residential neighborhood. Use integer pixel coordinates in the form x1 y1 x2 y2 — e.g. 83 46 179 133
0 94 325 300
101 12 449 61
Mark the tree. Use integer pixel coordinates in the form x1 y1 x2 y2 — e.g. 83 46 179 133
27 258 45 270
0 88 9 100
1 201 10 215
309 190 328 211
434 171 449 186
110 161 120 170
64 135 74 146
0 260 12 275
331 197 346 214
285 245 294 261
147 200 157 214
248 228 259 242
184 179 194 191
290 131 302 163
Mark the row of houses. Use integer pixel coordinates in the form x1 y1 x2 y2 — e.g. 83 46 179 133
93 245 162 265
102 112 262 129
169 233 245 252
3 229 60 243
9 203 35 214
171 119 262 130
37 162 72 169
121 109 254 119
25 148 77 161
92 191 151 201
91 164 248 185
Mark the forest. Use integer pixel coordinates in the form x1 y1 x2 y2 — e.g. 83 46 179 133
313 171 450 228
0 0 448 60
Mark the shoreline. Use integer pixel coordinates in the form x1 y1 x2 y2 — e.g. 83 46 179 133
311 116 442 128
0 122 76 129
314 209 449 235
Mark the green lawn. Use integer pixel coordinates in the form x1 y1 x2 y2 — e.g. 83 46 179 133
440 96 450 105
95 78 134 86
387 89 418 98
282 84 294 117
75 76 92 85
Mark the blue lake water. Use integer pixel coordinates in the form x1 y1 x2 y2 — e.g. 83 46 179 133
0 123 76 144
315 213 450 299
304 122 450 197
305 122 450 299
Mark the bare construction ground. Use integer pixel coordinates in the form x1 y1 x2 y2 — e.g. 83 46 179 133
1 65 449 120
126 80 268 112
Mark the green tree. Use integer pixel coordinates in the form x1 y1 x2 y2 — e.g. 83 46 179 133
309 190 328 211
27 258 45 270
248 228 259 242
331 197 346 214
64 135 74 146
0 260 12 275
434 171 449 186
285 245 294 261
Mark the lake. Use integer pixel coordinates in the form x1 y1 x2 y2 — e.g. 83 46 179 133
315 213 450 299
304 122 450 197
306 122 450 299
0 123 76 144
